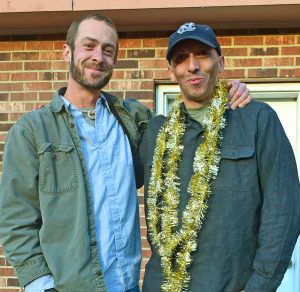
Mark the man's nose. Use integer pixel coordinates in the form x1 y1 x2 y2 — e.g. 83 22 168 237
92 48 104 63
188 53 200 73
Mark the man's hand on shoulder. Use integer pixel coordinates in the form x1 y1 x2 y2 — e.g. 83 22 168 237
227 80 252 110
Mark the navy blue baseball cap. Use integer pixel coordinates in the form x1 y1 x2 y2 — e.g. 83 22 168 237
166 22 221 62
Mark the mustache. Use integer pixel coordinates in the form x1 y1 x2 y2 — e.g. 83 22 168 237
83 61 110 71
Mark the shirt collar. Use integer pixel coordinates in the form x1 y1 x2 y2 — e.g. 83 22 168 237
60 93 111 114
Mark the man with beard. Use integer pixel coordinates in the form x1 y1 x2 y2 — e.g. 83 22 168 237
0 14 251 292
140 22 300 292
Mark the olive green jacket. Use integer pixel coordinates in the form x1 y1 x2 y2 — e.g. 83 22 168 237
0 88 153 291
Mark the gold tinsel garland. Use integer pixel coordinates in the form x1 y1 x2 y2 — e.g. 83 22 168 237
147 80 229 292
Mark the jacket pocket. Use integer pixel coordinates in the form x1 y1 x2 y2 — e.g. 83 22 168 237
38 143 78 195
213 147 255 191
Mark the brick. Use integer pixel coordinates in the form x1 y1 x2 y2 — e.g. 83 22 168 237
116 50 126 59
127 49 155 58
10 92 38 101
250 47 279 56
0 73 10 81
222 48 247 57
7 277 20 287
106 91 124 99
0 42 25 51
141 81 154 90
217 37 232 46
296 57 300 65
39 51 63 60
142 249 152 257
0 267 16 276
265 35 295 45
219 69 245 79
126 70 154 80
39 92 54 101
233 58 262 67
111 70 125 79
154 70 169 80
264 57 294 67
0 277 6 287
0 93 9 101
138 100 154 111
125 91 153 100
281 46 300 55
0 83 23 92
114 60 138 69
9 113 23 122
119 39 142 48
0 256 6 265
0 114 8 121
26 41 54 50
39 72 67 81
280 68 300 78
0 53 11 61
0 124 13 132
248 68 278 78
155 48 167 58
52 61 68 70
24 62 51 71
234 36 263 46
54 41 65 50
0 103 24 113
143 39 168 48
0 62 23 71
11 72 38 81
24 82 52 91
12 52 39 61
109 80 140 91
140 59 168 69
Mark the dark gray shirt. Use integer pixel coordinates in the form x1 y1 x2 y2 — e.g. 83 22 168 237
140 101 300 292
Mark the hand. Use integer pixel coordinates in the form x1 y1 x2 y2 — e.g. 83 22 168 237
227 80 252 110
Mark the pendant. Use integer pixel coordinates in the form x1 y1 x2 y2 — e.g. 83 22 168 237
87 110 96 120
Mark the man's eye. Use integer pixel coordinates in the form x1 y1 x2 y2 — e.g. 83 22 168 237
174 53 187 63
83 43 93 49
104 48 114 56
195 50 210 57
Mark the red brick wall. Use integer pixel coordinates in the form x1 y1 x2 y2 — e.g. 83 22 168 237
0 29 300 290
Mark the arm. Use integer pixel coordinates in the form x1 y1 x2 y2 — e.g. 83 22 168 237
0 121 51 287
227 80 252 109
244 107 300 291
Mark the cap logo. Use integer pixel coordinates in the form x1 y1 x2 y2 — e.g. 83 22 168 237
177 23 196 34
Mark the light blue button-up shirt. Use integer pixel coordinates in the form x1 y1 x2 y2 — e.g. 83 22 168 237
25 94 141 292
66 95 141 291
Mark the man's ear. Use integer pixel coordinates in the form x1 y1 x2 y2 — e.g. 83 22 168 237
168 64 177 83
218 56 225 73
63 44 71 63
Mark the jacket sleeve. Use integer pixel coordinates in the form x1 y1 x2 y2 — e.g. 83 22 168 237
244 106 300 291
0 121 51 287
123 98 155 134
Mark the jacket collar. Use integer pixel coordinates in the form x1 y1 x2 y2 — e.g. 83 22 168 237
50 87 124 113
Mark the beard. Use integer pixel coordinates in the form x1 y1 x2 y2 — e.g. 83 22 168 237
70 52 113 90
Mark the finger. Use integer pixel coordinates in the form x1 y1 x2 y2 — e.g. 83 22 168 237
238 94 252 108
229 82 247 105
229 89 250 110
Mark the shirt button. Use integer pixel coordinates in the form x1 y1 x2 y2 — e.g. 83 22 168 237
70 123 75 128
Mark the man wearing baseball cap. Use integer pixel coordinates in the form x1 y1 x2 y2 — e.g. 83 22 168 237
140 22 300 292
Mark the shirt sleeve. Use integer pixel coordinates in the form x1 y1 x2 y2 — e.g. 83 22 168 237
0 121 51 287
244 106 300 291
25 274 55 292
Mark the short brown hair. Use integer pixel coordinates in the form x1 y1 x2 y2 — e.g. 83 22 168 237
66 12 119 56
